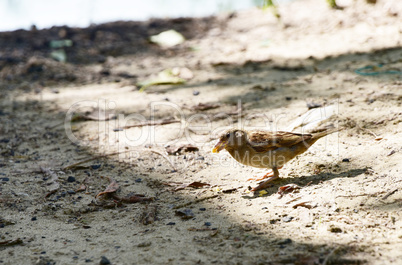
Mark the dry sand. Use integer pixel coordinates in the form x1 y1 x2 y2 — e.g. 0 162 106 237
1 0 401 264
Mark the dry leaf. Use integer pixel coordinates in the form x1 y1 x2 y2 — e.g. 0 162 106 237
292 201 313 209
278 184 301 198
76 183 87 192
166 181 210 191
96 177 119 198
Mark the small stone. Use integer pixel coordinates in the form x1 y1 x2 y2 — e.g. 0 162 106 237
204 222 212 226
285 96 292 101
282 216 293 222
278 238 292 245
31 216 37 221
67 176 76 182
166 222 176 226
85 259 92 263
135 178 142 183
307 102 322 109
67 190 76 195
199 208 206 211
193 90 200 96
175 209 194 220
342 158 350 162
1 177 9 182
195 156 204 160
329 225 342 233
99 256 111 265
40 251 46 254
91 164 101 170
137 242 152 248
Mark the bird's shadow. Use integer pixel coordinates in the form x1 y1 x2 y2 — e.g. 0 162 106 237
243 167 369 199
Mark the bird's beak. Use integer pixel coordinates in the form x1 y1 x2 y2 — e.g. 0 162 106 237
212 139 226 153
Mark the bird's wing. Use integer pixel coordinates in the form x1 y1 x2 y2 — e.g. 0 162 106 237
247 130 312 153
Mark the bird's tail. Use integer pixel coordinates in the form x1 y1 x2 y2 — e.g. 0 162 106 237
311 126 343 140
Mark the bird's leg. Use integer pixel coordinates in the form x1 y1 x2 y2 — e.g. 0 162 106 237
251 167 279 191
247 166 282 181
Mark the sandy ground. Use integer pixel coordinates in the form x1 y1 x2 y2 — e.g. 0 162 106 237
1 0 402 264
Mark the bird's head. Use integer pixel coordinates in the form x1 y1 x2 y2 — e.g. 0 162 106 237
212 129 247 153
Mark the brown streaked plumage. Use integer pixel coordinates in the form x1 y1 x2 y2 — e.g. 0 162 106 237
212 128 341 191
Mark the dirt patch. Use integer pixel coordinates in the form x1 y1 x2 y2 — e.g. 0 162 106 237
1 0 401 264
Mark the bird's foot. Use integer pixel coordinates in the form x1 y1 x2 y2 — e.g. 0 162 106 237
248 167 282 181
251 176 279 191
247 170 274 181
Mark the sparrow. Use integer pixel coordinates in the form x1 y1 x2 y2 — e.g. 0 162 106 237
212 127 341 191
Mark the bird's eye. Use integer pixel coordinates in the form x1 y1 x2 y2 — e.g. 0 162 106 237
225 133 231 138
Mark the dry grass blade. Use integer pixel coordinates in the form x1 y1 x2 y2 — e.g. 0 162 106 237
62 150 132 170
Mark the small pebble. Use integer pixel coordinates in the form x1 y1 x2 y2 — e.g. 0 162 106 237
193 90 200 96
85 259 92 263
31 217 37 221
100 256 111 265
1 177 9 182
285 96 292 101
282 216 293 222
199 208 206 211
278 238 292 245
67 176 76 182
342 158 350 162
91 164 101 170
135 178 142 183
166 222 176 226
67 190 76 195
204 222 212 226
175 209 194 220
329 226 342 233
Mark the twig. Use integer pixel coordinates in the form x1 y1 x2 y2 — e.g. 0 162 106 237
382 188 398 200
149 150 177 172
323 246 341 265
62 150 132 170
173 194 219 209
336 191 387 198
285 196 302 204
117 119 180 130
0 238 23 247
